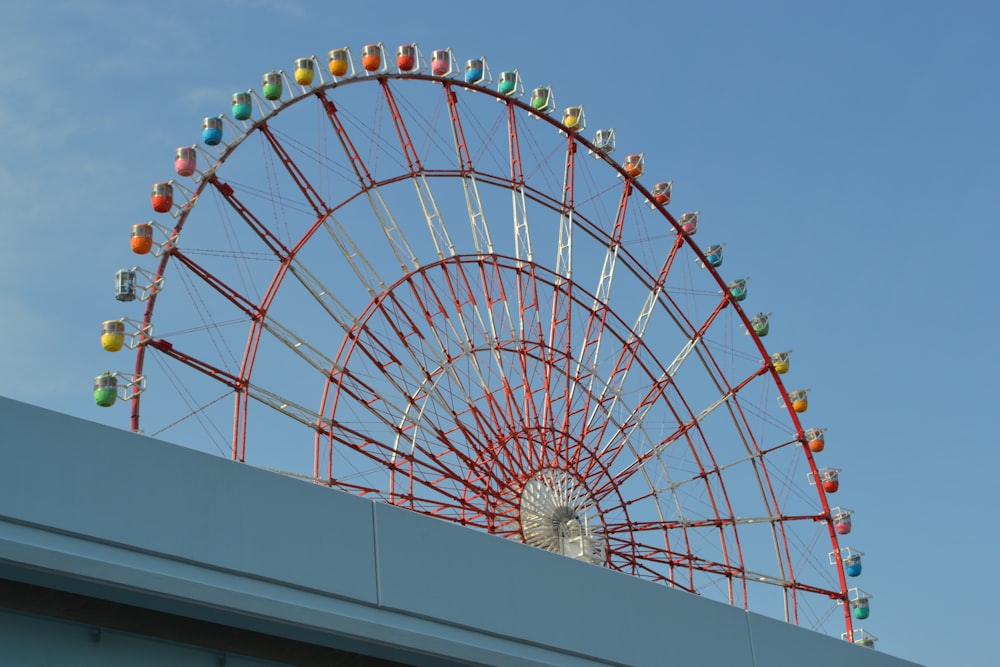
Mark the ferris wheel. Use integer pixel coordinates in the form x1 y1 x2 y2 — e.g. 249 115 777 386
96 42 873 644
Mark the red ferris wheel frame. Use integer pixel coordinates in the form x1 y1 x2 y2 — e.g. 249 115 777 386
118 57 857 640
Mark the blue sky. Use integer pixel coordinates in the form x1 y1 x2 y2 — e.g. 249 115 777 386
1 1 997 665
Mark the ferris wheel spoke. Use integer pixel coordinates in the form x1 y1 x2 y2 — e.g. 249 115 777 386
328 378 521 504
259 315 340 377
664 292 734 379
458 396 530 475
572 236 690 468
543 281 575 449
329 419 494 510
245 383 333 433
317 90 376 186
414 262 534 458
507 102 532 263
558 180 634 461
365 186 424 273
607 522 840 597
589 362 770 494
550 233 715 444
444 84 494 254
409 170 455 260
591 435 796 597
587 332 773 486
511 264 551 439
146 337 331 436
284 257 362 333
398 434 505 504
200 133 416 344
603 514 822 534
562 303 611 457
258 124 331 219
465 277 541 453
476 256 522 381
147 339 240 391
384 272 525 454
331 328 473 442
379 79 455 260
316 88 420 272
169 249 260 318
555 136 576 278
627 454 767 507
674 345 784 520
378 345 534 485
591 179 633 306
329 298 530 485
578 368 679 480
632 235 688 336
206 176 292 259
688 336 786 448
329 385 485 485
405 489 495 522
538 138 580 444
167 247 359 453
410 474 523 527
605 533 745 588
602 536 698 591
419 375 530 485
576 276 773 502
319 213 397 297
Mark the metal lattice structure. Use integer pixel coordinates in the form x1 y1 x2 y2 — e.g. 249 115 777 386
99 44 869 643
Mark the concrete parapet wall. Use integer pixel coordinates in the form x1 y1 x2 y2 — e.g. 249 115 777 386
0 397 920 667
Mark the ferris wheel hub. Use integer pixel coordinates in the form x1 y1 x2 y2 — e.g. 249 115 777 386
517 468 605 565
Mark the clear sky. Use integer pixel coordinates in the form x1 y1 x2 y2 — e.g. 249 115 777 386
1 2 997 665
